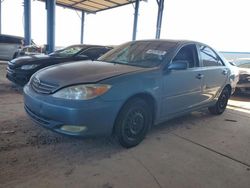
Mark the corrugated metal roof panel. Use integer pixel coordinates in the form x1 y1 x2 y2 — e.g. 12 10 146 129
39 0 139 13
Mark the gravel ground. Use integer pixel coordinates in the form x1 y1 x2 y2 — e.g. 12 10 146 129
0 63 250 188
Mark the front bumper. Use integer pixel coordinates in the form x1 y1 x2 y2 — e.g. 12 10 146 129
236 82 250 94
6 66 32 86
23 85 123 137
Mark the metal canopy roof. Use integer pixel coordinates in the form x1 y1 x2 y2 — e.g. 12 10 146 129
39 0 138 13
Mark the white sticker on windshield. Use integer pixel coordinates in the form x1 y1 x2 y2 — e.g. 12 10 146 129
146 49 167 56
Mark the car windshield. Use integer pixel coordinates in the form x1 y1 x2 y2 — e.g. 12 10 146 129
98 41 176 68
234 59 250 68
50 46 85 57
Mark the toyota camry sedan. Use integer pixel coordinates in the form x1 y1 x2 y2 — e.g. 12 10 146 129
7 44 112 86
23 40 235 148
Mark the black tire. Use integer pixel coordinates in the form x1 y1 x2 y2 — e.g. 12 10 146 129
114 98 152 148
208 87 230 115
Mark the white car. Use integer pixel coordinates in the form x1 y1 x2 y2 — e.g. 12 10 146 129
233 58 250 94
0 34 36 61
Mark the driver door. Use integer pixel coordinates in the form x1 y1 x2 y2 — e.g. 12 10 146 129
160 44 204 118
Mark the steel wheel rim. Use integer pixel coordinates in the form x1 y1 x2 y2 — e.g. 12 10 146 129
219 92 228 109
124 109 145 140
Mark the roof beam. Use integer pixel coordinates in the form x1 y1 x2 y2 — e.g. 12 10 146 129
38 0 137 13
105 0 120 6
70 0 88 7
70 0 109 9
87 0 110 8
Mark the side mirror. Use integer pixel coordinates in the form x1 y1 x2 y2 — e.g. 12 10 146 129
229 61 236 66
168 60 188 70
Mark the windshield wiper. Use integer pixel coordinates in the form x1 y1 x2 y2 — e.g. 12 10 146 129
102 60 125 65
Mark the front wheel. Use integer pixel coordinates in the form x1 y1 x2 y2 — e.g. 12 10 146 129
208 87 230 115
114 98 152 148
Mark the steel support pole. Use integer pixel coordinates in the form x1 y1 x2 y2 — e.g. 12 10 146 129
46 0 56 53
132 0 140 41
0 1 2 34
155 0 164 39
24 0 31 45
80 11 85 44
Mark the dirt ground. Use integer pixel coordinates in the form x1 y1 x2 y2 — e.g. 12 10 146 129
0 63 250 188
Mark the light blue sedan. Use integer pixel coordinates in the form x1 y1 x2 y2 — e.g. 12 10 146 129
23 40 235 148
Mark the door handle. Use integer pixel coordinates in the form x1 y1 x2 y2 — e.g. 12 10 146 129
196 73 204 79
222 70 228 75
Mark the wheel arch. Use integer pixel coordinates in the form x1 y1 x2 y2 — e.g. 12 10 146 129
224 84 232 96
112 92 157 134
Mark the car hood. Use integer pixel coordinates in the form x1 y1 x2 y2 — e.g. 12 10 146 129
34 61 148 88
238 67 250 74
10 54 63 67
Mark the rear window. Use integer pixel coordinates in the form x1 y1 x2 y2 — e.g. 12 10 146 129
199 45 224 67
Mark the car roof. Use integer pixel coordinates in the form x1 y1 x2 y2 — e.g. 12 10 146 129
0 34 24 40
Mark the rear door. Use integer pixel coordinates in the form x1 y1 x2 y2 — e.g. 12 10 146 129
161 44 204 118
197 45 228 103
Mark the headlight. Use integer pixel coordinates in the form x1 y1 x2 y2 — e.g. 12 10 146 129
21 64 39 70
52 84 111 100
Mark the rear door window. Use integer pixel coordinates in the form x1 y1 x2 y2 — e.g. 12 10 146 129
199 45 224 67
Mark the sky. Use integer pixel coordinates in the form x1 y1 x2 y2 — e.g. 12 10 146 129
1 0 250 52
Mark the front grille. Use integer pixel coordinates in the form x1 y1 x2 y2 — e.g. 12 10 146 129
8 61 15 69
6 66 14 74
31 77 59 94
7 61 15 73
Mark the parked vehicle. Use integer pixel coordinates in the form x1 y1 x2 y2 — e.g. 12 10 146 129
14 45 46 58
218 56 239 94
6 44 113 86
0 34 25 60
233 58 250 94
0 34 43 61
24 40 234 148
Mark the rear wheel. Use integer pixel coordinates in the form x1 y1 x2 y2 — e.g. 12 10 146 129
208 87 230 115
114 98 152 148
